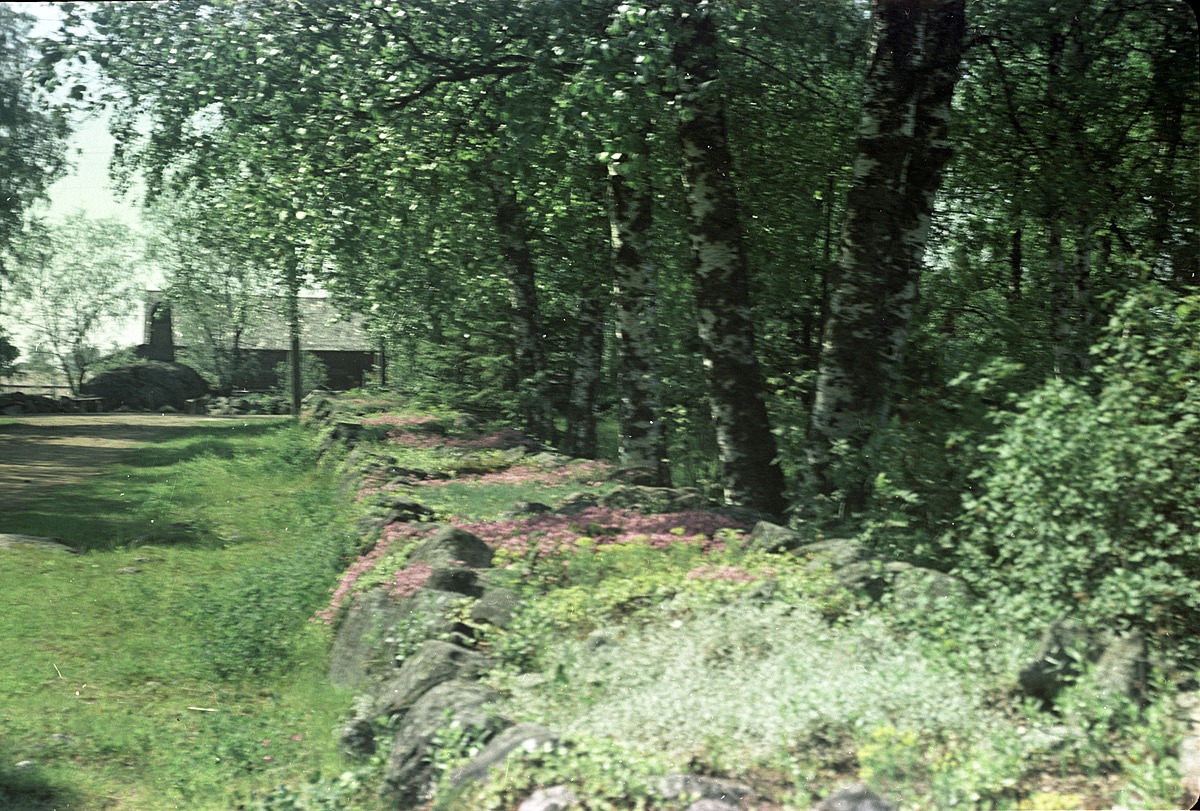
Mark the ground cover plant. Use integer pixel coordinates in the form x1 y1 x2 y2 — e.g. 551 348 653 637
302 396 1191 811
0 419 376 811
3 394 1191 810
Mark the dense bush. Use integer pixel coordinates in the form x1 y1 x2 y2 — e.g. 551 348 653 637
955 285 1200 645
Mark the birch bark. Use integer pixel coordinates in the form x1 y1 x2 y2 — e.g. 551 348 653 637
607 153 670 484
672 0 786 517
806 0 966 512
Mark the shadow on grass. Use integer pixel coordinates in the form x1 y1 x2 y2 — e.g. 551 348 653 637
0 761 83 811
1 420 295 553
120 420 287 469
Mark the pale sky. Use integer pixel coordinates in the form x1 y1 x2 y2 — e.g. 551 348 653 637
8 1 150 352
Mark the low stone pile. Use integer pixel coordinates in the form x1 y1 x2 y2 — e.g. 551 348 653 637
0 392 76 415
326 520 767 810
202 394 292 415
80 360 210 411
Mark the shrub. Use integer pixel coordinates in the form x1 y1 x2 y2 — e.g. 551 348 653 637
955 286 1200 646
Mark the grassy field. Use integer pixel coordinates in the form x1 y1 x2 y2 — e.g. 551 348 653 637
0 420 367 811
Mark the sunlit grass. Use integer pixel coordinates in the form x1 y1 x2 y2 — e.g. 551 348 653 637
0 421 361 811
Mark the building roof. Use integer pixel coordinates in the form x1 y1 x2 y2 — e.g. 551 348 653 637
144 290 374 353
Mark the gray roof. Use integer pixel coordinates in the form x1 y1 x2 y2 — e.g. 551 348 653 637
145 291 374 353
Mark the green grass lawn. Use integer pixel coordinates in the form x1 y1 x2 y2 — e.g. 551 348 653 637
0 420 367 811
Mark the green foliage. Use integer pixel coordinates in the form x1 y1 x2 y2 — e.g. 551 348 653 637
0 5 68 259
188 481 356 678
956 286 1200 644
446 735 665 811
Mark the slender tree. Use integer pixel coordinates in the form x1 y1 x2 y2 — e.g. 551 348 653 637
670 0 787 517
6 214 142 394
607 149 670 483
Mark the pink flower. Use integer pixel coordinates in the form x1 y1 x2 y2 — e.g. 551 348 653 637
386 562 434 599
453 507 749 559
309 524 434 625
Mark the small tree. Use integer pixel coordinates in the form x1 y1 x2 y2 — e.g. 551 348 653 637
145 195 274 395
956 285 1200 643
6 213 142 394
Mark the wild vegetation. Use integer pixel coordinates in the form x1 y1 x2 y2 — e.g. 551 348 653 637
1 390 1194 809
0 420 359 810
0 0 1197 807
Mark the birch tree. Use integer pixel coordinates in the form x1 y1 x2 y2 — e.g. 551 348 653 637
806 0 967 512
671 0 787 517
7 213 142 394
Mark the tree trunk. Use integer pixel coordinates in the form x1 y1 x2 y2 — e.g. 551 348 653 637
563 292 604 459
492 185 554 440
672 0 785 518
1008 228 1023 315
285 278 302 417
607 153 670 484
806 0 966 513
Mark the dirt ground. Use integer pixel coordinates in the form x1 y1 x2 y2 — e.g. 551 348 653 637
0 413 283 511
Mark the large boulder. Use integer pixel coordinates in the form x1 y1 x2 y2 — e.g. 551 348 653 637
448 722 559 790
653 774 757 806
742 521 810 554
382 680 506 803
340 639 491 755
329 588 476 689
599 485 713 513
81 360 210 411
0 392 75 415
1017 619 1149 707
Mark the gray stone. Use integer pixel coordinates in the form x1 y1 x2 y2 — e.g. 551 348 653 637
685 801 740 811
471 587 521 628
370 497 436 523
654 773 756 805
382 680 506 803
814 783 896 811
526 451 571 466
798 538 875 569
424 565 483 597
517 785 579 811
1092 631 1148 701
830 560 889 600
328 588 473 689
371 640 489 719
1018 618 1094 706
743 521 809 553
448 722 559 788
599 485 711 513
557 492 599 513
506 501 554 517
887 565 974 611
408 526 494 569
